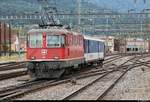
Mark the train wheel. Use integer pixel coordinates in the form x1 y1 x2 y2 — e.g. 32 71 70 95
99 62 103 68
96 61 103 68
52 69 65 78
27 70 36 80
65 68 72 75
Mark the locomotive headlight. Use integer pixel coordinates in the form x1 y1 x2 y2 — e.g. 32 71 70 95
31 56 36 60
54 56 59 60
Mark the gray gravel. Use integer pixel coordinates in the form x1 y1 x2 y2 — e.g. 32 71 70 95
0 75 31 89
16 55 135 100
102 57 150 100
103 56 134 70
69 71 122 100
17 74 106 100
14 55 150 100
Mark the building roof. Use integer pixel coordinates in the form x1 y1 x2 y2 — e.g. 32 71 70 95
83 35 105 42
28 28 81 35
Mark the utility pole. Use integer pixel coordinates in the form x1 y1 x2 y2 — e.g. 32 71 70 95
77 0 81 32
8 23 11 56
106 16 109 54
4 23 6 56
141 0 147 52
17 27 21 60
134 0 137 12
133 0 137 55
0 22 1 57
142 0 150 53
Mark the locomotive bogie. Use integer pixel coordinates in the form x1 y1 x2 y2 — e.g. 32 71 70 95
27 58 85 78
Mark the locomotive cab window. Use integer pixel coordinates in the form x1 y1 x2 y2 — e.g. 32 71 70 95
46 35 65 48
28 33 42 48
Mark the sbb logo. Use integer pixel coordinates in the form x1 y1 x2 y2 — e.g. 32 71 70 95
41 49 47 55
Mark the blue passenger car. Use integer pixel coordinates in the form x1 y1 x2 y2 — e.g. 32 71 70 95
83 36 105 64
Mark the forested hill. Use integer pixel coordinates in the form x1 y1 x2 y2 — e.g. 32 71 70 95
0 0 106 16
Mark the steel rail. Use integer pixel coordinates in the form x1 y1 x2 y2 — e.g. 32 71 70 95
0 70 110 101
0 69 27 81
103 56 124 64
0 54 149 101
96 61 144 100
0 63 26 71
62 56 136 100
0 56 137 101
62 55 150 100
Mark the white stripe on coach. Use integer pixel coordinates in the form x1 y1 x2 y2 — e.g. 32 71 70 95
84 52 104 61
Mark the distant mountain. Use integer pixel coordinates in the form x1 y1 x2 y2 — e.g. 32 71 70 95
0 0 39 16
0 0 105 16
0 0 147 16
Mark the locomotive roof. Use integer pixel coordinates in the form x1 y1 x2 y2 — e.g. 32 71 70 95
84 35 105 42
28 28 81 35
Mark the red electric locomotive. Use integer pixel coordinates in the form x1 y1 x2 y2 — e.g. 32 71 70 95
27 26 84 78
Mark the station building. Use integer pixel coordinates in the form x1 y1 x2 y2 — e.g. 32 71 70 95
93 35 149 54
93 35 115 54
0 22 26 54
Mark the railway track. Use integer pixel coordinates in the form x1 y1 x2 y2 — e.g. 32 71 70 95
62 56 137 100
0 62 26 71
0 69 27 81
62 56 150 100
0 62 19 66
0 55 137 101
0 54 150 100
103 54 134 65
97 63 139 100
62 70 117 100
0 54 121 81
96 58 150 100
104 53 150 66
0 54 125 81
0 67 111 101
0 61 27 81
104 55 123 64
104 55 120 60
0 53 148 81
